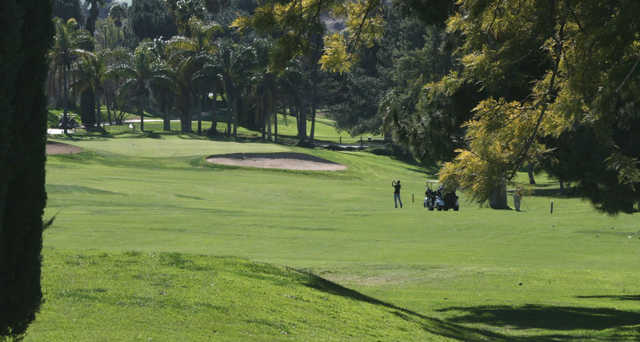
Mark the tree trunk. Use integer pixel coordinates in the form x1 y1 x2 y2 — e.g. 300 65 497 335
310 101 316 142
162 99 170 131
105 95 113 125
209 92 217 135
260 97 266 140
0 0 52 337
197 95 204 135
274 111 278 143
267 112 272 140
310 76 317 142
139 105 144 132
226 101 232 137
95 94 102 128
528 164 536 185
296 102 307 141
232 97 238 138
179 96 193 133
80 89 96 129
180 108 192 132
488 180 509 209
63 65 69 135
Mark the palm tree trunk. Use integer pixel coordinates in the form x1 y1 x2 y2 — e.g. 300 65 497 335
95 94 101 128
139 105 144 132
210 91 217 135
274 110 278 143
260 97 266 140
63 64 69 135
105 95 113 125
226 100 231 137
267 112 272 140
232 97 238 138
162 98 170 131
198 95 204 135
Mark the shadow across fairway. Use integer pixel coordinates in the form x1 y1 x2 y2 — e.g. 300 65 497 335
437 304 640 331
302 274 600 341
304 274 640 341
577 294 640 301
512 186 582 199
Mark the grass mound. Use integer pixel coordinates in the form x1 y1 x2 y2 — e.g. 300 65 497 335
28 249 453 341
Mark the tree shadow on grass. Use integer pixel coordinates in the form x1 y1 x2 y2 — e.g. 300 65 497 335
303 275 599 341
436 304 640 331
303 274 640 341
577 295 640 301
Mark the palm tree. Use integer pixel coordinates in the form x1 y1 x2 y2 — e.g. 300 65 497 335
193 61 223 135
112 47 166 132
278 63 308 141
72 51 108 130
214 39 257 138
49 18 85 134
165 18 221 133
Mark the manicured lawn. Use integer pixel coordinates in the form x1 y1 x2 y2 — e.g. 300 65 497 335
29 130 640 341
52 112 381 145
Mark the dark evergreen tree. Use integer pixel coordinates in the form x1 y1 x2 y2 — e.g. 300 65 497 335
0 0 52 338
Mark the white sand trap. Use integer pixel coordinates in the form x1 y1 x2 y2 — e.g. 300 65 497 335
206 152 347 171
46 142 82 155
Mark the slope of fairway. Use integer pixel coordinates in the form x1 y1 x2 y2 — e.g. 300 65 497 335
27 249 459 342
37 134 640 341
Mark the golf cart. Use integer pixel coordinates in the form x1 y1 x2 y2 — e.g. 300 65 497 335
425 184 459 211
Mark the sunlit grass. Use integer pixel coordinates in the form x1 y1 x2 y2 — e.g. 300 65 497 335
32 124 640 341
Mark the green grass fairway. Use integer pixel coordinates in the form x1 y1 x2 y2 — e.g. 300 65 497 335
50 112 380 144
28 131 640 341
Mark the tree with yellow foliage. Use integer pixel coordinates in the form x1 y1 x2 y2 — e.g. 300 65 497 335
239 0 640 213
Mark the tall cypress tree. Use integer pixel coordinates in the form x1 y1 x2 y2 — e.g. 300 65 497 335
0 0 52 338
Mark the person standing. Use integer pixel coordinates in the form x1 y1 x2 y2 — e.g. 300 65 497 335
513 187 522 211
392 180 403 208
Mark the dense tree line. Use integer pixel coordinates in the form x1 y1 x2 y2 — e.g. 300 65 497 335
48 0 341 142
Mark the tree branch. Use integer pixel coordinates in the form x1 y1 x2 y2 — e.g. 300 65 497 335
615 56 640 93
507 3 567 180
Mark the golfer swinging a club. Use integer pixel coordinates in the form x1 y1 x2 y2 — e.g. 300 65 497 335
392 180 403 208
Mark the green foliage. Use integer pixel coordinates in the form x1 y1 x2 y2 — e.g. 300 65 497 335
165 0 208 35
95 18 125 50
437 0 640 212
129 0 177 41
234 0 385 72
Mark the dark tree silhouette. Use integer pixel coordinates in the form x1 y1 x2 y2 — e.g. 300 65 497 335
0 0 53 338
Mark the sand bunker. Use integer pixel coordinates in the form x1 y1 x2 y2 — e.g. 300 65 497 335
46 142 82 155
206 152 347 171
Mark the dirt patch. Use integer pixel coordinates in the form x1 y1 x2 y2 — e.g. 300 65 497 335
206 152 347 171
46 142 82 155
